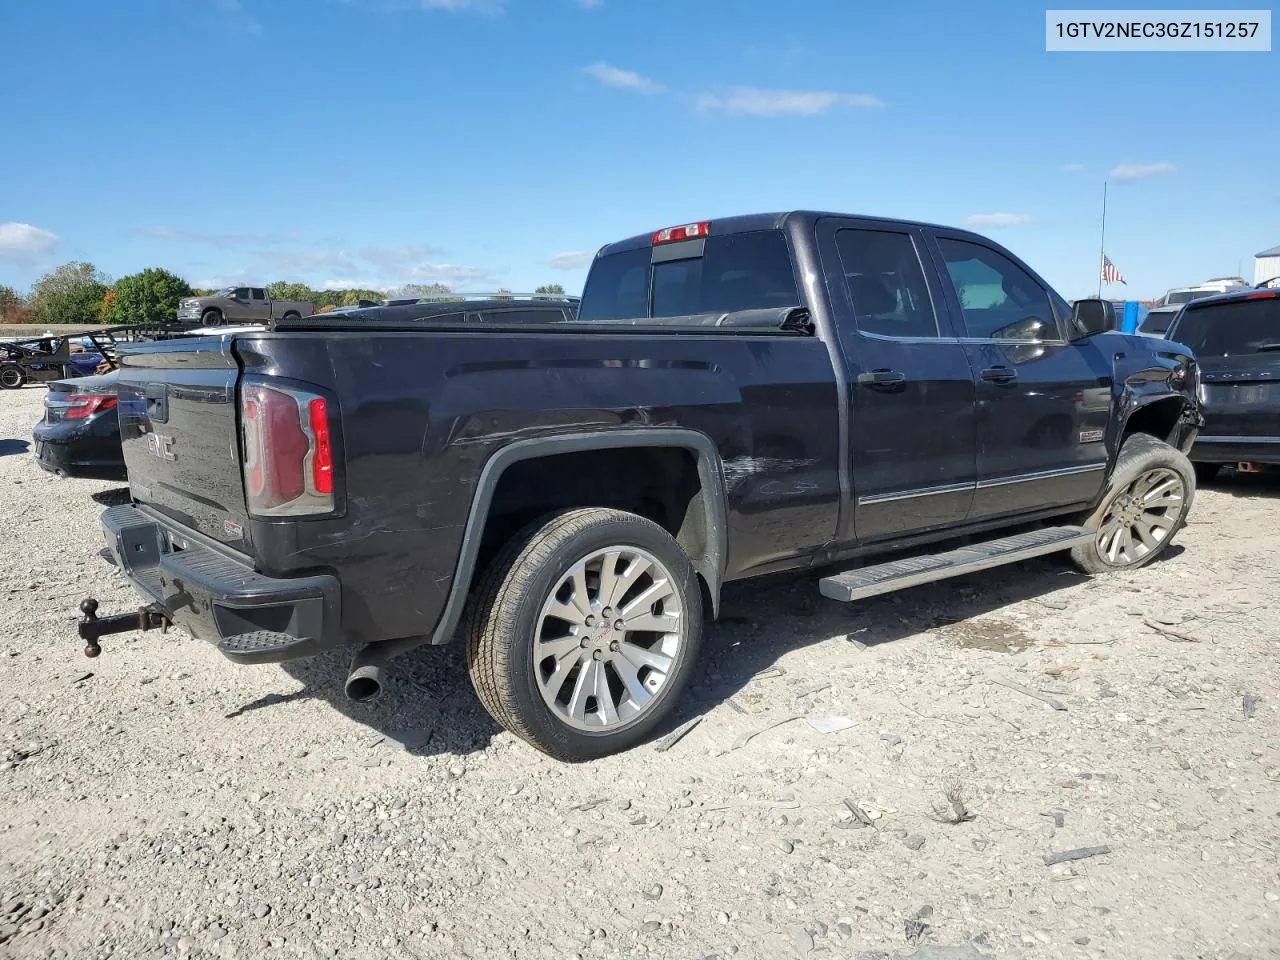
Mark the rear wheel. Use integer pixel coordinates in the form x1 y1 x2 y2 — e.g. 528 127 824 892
1193 462 1221 484
467 507 702 761
1070 433 1195 574
281 311 300 322
0 364 25 389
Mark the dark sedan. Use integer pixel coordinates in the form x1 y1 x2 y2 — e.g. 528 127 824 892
1164 288 1280 480
32 371 126 480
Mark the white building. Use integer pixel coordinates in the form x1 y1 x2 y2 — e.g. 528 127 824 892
1256 244 1280 286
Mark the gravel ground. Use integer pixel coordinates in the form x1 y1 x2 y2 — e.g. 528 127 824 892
3 384 1279 960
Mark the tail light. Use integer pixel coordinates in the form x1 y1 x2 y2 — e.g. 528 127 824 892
240 381 337 517
652 221 710 245
64 394 118 420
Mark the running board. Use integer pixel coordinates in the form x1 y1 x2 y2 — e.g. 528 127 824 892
819 525 1092 602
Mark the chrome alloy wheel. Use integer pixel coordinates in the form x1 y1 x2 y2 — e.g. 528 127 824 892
534 546 685 732
1096 467 1186 566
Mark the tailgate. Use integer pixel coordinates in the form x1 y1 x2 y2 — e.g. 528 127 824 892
1199 356 1280 436
117 336 251 550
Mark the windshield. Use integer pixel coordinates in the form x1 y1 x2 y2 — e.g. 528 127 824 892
214 287 235 297
578 230 800 321
1170 297 1280 356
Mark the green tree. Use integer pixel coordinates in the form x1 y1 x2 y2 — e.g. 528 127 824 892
534 283 566 298
0 285 28 323
30 262 111 325
108 267 192 325
266 281 315 303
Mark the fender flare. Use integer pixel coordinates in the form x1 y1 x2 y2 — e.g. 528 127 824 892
428 428 729 645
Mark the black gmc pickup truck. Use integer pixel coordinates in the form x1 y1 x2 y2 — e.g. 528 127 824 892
81 212 1203 760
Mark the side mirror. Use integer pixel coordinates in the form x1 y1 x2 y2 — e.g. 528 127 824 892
1071 299 1116 339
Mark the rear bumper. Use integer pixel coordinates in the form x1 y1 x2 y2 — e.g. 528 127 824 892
33 421 125 479
1190 435 1280 465
99 503 342 662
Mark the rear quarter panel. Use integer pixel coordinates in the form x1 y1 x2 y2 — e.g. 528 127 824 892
236 330 841 646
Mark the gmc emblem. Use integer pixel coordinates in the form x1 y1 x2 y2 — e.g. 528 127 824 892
146 432 176 462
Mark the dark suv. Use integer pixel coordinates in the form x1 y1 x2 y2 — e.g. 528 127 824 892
1164 287 1280 479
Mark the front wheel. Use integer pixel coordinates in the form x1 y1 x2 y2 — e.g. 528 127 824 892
467 508 702 761
1070 433 1195 574
200 309 222 326
0 364 25 389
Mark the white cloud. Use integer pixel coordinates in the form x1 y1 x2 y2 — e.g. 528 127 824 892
418 0 503 12
583 62 666 94
543 251 594 270
963 213 1033 229
1060 163 1085 174
141 225 295 247
694 86 884 117
359 244 444 269
258 248 360 274
1110 161 1175 183
321 279 385 291
0 222 59 260
213 0 262 35
402 262 498 285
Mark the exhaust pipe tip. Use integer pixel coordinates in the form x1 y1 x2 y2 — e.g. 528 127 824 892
345 662 384 702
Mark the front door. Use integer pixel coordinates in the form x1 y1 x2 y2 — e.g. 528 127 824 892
818 219 977 544
927 233 1110 521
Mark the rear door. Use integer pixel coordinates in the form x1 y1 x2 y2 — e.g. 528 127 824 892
926 232 1110 522
1171 292 1280 440
816 218 977 543
116 335 251 551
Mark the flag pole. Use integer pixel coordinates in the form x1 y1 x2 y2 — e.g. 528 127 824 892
1097 180 1107 298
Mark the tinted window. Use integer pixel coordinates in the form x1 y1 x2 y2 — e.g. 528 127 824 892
938 238 1057 341
577 230 800 321
1170 298 1280 356
252 288 266 301
834 229 938 338
578 248 649 321
232 287 250 300
1139 311 1175 335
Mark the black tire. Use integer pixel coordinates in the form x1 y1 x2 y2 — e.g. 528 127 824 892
1193 462 1221 484
1070 433 1195 574
0 364 25 389
281 311 300 322
467 507 703 761
200 309 222 326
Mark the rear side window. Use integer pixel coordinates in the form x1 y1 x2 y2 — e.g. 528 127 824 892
1171 297 1280 356
578 230 800 321
252 289 266 301
833 229 938 338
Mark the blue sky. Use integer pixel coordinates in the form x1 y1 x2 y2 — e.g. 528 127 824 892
1 0 1275 300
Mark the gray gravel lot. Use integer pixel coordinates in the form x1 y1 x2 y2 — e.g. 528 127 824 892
2 384 1279 960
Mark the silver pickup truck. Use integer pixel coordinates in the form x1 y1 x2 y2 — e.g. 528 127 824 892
177 286 314 325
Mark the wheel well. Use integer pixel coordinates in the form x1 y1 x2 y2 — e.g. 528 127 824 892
1122 397 1186 446
474 446 716 597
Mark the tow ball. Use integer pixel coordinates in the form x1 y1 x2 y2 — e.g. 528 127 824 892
77 598 170 658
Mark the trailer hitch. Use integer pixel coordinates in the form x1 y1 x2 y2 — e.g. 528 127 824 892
77 598 170 658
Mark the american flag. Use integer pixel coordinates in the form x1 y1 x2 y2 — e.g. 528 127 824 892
1100 254 1126 285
